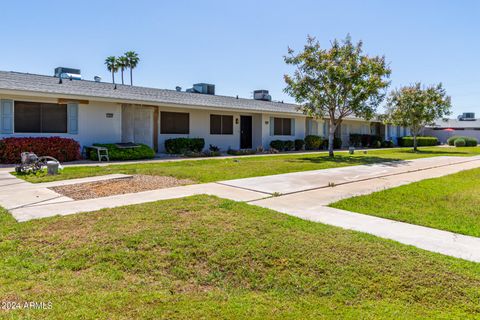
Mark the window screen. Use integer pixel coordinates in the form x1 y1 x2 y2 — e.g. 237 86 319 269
273 117 292 135
14 101 67 133
210 114 233 135
160 112 189 134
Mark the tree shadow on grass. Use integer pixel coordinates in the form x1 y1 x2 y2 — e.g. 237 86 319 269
294 149 475 167
293 155 406 166
394 149 471 156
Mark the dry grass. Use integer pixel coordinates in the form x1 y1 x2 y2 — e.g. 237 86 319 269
50 174 192 199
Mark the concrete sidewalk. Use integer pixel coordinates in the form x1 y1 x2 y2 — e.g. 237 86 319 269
221 156 480 195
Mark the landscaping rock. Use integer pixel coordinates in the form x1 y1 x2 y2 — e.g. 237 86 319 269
50 175 193 200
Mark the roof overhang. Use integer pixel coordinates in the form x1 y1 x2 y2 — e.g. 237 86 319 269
0 88 305 117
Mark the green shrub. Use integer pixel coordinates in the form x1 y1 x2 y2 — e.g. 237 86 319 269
398 136 438 147
454 138 466 147
349 134 383 147
322 137 342 149
270 140 285 151
294 139 305 151
381 140 394 148
304 135 322 150
90 144 155 161
270 140 295 151
447 136 478 147
164 138 205 154
284 140 295 151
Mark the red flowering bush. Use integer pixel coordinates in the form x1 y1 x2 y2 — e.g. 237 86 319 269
0 137 81 163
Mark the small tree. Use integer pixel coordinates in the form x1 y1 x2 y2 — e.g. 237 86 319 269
384 83 451 151
284 35 391 156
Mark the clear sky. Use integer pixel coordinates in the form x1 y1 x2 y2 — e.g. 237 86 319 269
1 0 479 115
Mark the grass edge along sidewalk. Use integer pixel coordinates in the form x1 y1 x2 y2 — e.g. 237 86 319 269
330 167 480 238
13 146 480 183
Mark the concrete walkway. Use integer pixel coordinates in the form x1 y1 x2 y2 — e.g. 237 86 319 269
250 158 480 262
2 155 480 262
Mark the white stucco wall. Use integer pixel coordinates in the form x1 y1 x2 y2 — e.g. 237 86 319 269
0 95 122 149
157 106 245 152
424 128 480 144
260 114 306 149
156 108 307 152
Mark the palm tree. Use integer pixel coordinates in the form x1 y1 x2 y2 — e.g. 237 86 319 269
124 51 140 85
104 56 118 84
117 56 129 85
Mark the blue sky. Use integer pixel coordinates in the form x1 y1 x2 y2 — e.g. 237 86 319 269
1 0 479 115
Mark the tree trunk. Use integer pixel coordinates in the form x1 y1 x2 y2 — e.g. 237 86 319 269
121 69 124 85
328 119 336 157
112 71 115 84
130 68 133 86
413 134 418 152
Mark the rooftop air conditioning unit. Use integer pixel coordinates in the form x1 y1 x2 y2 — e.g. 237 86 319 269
186 83 215 95
458 112 476 121
54 67 82 80
253 90 272 101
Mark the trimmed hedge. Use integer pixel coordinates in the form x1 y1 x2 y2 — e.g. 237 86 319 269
164 138 205 154
294 139 305 151
90 143 155 161
382 140 394 148
447 136 478 147
0 137 81 164
398 136 438 147
270 140 295 151
349 134 382 148
322 137 342 149
454 138 466 147
304 135 323 150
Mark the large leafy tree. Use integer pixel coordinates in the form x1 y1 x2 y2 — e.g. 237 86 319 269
384 83 451 151
284 35 391 156
104 56 118 84
125 51 140 85
117 56 129 85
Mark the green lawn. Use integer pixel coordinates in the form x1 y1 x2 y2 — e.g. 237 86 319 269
1 196 480 319
330 168 480 237
15 146 480 183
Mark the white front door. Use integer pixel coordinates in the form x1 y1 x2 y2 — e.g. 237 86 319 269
134 107 154 148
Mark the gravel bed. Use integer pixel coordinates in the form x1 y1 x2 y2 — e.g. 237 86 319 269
50 175 193 200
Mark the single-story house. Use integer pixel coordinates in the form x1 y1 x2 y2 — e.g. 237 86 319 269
424 112 480 143
0 69 408 152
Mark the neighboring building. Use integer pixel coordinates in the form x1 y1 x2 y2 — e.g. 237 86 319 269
0 69 406 152
424 112 480 143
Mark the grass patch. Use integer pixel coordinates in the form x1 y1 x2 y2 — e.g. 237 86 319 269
1 196 480 318
14 146 480 183
330 168 480 237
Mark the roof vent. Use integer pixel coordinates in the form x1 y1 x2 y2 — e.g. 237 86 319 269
458 112 476 121
253 90 272 101
186 83 215 95
175 86 182 92
54 67 81 80
94 76 102 82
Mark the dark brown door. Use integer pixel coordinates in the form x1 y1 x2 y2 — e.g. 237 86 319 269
240 115 252 149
